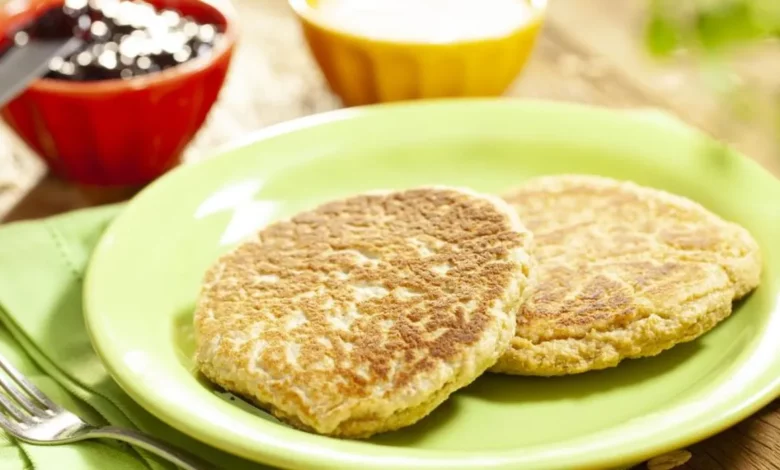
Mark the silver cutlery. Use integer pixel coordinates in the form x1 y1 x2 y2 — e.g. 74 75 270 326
0 352 214 470
0 34 83 107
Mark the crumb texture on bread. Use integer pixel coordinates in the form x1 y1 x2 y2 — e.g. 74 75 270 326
195 187 534 437
493 175 762 376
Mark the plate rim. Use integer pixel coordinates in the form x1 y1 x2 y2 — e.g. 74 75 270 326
84 98 780 470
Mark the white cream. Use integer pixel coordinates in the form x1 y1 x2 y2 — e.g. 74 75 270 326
314 0 541 43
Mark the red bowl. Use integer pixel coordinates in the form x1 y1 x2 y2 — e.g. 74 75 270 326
0 0 236 186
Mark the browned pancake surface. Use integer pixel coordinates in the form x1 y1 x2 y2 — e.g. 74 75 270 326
492 175 761 375
195 187 533 436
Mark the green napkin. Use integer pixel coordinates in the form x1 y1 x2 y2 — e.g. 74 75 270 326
0 205 272 470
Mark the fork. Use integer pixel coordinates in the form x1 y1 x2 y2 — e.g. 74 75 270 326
0 352 214 470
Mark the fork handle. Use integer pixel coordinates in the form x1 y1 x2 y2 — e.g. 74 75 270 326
86 426 216 470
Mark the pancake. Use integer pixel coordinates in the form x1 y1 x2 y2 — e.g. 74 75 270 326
194 187 534 437
492 175 761 376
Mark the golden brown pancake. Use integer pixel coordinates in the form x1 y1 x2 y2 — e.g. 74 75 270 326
194 187 534 437
492 175 761 376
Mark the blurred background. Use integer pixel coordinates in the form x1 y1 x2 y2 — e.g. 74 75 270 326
0 0 778 221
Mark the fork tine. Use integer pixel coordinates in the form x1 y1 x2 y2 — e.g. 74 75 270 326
0 354 49 417
0 390 28 422
0 408 24 436
0 371 48 418
0 353 60 412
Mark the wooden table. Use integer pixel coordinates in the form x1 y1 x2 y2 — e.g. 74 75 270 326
1 1 779 468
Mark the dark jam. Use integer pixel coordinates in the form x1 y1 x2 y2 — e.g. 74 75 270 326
2 0 223 81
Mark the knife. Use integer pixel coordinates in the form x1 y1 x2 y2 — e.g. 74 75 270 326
0 35 83 107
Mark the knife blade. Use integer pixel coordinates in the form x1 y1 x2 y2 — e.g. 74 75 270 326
0 35 83 107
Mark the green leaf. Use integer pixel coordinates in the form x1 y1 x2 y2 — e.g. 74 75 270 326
646 14 683 56
695 1 767 50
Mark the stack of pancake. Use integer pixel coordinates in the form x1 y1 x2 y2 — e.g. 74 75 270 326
193 175 761 438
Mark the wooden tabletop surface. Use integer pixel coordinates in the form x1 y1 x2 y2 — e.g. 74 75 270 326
1 0 779 469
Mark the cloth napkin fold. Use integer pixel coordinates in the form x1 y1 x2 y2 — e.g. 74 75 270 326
0 205 272 470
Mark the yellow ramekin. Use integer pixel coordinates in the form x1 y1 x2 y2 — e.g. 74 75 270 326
289 0 546 106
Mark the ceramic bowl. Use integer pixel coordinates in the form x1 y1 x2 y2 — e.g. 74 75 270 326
289 0 545 106
0 0 237 187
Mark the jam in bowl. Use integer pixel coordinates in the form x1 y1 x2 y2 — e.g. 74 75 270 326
0 0 237 187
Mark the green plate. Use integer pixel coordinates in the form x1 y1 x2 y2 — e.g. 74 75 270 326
84 100 780 470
